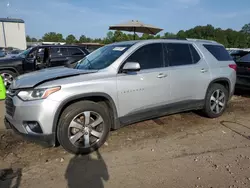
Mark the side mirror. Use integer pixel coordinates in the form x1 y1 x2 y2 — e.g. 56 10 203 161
122 62 140 73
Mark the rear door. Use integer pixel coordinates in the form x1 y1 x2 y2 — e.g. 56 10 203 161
49 47 69 67
164 42 210 103
117 43 171 120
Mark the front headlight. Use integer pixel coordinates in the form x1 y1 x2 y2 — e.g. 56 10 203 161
17 86 61 101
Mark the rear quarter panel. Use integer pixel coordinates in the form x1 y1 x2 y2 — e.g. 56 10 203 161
196 43 236 94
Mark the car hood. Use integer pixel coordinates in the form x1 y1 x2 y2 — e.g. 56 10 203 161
0 56 23 63
11 67 98 89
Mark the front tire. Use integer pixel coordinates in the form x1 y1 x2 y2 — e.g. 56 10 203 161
57 101 111 154
203 83 229 118
0 70 16 88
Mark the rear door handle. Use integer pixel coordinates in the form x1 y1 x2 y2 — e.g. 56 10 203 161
157 73 167 78
200 68 208 73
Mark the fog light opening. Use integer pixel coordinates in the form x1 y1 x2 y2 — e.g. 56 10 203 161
24 121 43 134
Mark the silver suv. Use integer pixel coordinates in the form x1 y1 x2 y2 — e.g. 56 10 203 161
4 39 236 154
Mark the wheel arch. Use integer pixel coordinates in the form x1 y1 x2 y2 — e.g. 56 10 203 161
0 67 19 75
206 77 231 99
52 92 119 142
208 78 231 92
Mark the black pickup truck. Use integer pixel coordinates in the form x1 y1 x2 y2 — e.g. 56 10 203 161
0 45 89 87
230 50 250 90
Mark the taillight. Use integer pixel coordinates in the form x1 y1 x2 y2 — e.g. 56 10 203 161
229 64 237 71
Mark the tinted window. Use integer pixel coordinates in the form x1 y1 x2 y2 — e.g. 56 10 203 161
50 47 60 57
27 49 37 58
60 48 69 56
0 51 5 57
165 43 193 66
68 48 84 56
79 47 89 55
203 44 232 61
239 53 250 63
189 45 201 63
126 43 164 69
50 47 69 57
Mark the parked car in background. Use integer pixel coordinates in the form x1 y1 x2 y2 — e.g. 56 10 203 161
4 39 236 154
8 49 23 56
0 45 89 88
230 50 250 90
0 50 6 58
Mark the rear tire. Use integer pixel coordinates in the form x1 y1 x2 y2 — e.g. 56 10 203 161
57 101 111 154
203 83 229 118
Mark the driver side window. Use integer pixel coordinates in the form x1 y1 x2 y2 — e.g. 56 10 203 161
126 43 164 70
27 49 37 59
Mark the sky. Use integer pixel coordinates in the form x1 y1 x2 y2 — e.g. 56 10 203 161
0 0 250 39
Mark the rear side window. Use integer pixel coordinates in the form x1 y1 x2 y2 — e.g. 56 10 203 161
60 48 69 56
50 47 60 57
203 44 232 61
68 48 84 56
164 43 193 66
126 43 164 70
239 53 250 62
79 47 89 55
50 47 68 57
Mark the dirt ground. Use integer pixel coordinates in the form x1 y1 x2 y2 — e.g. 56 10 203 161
1 93 250 188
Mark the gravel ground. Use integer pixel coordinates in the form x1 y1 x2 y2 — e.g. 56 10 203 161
1 94 250 188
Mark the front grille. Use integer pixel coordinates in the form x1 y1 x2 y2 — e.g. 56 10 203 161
5 96 15 117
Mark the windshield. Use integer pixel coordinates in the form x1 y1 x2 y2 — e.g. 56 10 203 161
0 51 5 57
75 44 132 70
17 48 32 58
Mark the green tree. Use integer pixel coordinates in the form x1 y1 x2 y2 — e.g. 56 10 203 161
103 31 114 44
79 35 92 43
163 32 176 39
31 37 38 42
42 32 64 42
66 34 77 44
26 35 31 42
241 23 250 34
176 30 187 39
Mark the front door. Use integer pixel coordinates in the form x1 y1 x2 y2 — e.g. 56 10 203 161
23 47 37 73
117 43 171 122
49 47 69 67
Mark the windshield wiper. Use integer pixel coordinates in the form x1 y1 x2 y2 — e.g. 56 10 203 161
75 57 93 70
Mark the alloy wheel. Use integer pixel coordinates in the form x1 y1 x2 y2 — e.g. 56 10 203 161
1 73 13 88
68 111 104 148
210 89 226 114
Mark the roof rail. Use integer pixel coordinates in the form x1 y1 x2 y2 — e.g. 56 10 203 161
186 38 217 43
163 37 187 40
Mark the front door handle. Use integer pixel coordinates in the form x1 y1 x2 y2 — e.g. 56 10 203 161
157 73 167 78
200 68 208 73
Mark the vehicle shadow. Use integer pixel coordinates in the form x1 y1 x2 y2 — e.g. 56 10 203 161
65 150 109 188
234 88 250 98
0 168 22 188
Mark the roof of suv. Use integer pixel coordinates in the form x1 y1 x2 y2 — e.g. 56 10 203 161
111 38 220 46
33 45 86 48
